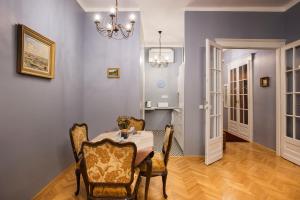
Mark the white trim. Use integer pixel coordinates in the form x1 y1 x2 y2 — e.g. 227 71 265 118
215 38 286 156
77 0 299 13
284 0 300 11
144 44 184 48
249 55 254 142
185 1 300 12
216 39 286 49
276 49 281 156
85 8 140 12
76 0 140 12
185 6 286 12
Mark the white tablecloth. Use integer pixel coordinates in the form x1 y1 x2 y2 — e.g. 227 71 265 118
92 131 153 151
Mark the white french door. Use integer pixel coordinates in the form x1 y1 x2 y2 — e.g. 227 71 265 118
281 40 300 165
205 39 223 165
228 58 252 141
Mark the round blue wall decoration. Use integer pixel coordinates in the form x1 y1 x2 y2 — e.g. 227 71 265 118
157 80 166 88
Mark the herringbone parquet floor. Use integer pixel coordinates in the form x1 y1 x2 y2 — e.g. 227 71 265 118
34 142 300 200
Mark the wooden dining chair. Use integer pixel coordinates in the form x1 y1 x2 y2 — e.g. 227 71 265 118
140 124 174 199
80 139 141 200
69 123 89 195
128 117 145 131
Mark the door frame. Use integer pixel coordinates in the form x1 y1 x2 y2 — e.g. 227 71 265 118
215 38 286 156
226 56 253 142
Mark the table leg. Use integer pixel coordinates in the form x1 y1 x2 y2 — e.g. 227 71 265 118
144 157 152 200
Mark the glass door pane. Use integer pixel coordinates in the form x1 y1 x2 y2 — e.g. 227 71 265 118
286 48 293 70
244 80 248 94
296 118 300 140
287 94 293 115
286 71 293 92
286 117 293 138
295 46 300 69
244 110 248 125
244 95 248 109
243 65 247 79
296 95 300 116
240 110 244 123
296 70 300 92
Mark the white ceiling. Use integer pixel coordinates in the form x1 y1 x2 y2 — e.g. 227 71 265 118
77 0 299 46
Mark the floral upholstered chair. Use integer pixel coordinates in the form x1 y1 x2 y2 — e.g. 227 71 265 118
69 123 89 195
117 116 145 131
140 124 174 198
128 117 145 131
81 139 141 200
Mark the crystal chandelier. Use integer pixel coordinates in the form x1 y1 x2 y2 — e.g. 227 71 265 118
93 0 136 40
151 31 169 67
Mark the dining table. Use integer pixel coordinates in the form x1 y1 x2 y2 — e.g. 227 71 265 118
92 130 154 200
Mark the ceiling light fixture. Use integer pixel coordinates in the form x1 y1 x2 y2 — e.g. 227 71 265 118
151 31 169 67
93 0 135 40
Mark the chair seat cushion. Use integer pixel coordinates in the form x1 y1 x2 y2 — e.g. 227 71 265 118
92 168 140 197
140 152 166 173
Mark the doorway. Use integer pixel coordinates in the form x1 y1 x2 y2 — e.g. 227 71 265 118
142 47 184 156
223 49 277 150
205 38 300 166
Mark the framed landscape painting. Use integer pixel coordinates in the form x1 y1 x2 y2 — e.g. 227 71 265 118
107 68 120 78
17 24 56 79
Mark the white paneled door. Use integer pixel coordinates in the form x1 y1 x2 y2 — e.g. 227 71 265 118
281 40 300 165
205 39 223 165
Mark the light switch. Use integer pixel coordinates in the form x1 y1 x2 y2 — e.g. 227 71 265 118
161 95 168 99
199 105 204 109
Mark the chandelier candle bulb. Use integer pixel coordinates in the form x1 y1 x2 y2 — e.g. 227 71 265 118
110 7 116 15
106 23 112 30
94 14 101 23
125 24 132 32
93 0 135 39
129 14 136 22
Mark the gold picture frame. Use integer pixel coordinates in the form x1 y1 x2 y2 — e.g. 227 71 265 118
260 77 270 87
107 68 120 78
17 24 56 79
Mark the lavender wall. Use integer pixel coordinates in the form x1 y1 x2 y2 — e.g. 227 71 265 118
285 2 300 43
0 0 84 199
82 12 142 138
184 11 286 155
253 50 277 149
223 49 276 150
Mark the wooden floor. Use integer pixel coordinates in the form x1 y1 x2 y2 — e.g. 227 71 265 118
34 142 300 200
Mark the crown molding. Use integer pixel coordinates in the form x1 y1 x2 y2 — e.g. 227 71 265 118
185 0 300 12
284 0 300 11
76 0 139 12
84 7 140 12
77 0 299 13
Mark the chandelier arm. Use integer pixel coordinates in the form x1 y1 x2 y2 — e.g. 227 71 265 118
93 0 135 40
118 24 130 39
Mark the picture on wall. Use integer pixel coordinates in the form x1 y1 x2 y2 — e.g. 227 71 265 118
17 24 56 79
107 68 120 78
260 77 270 87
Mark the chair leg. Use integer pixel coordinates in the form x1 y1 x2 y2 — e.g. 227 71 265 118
75 169 80 195
162 173 168 199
